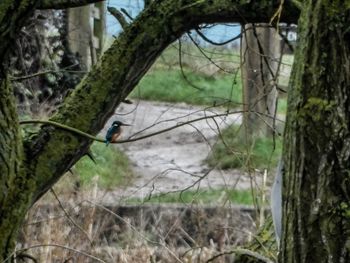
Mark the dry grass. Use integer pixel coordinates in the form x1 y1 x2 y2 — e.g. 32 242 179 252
16 176 257 263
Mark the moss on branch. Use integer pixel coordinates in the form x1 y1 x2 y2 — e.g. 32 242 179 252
37 0 104 9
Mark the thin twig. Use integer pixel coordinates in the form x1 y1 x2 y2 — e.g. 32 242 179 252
20 111 284 145
178 38 203 90
3 244 106 263
20 120 104 142
10 66 85 81
187 33 233 74
84 200 184 263
120 8 134 20
15 253 38 263
195 28 241 46
18 111 239 144
269 0 284 26
50 189 93 244
206 248 274 263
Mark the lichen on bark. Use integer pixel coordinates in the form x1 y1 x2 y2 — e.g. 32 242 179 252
281 1 350 262
0 77 34 261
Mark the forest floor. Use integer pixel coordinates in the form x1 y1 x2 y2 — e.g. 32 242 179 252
100 100 264 203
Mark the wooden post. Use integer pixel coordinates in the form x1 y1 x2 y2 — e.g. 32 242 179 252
67 2 105 69
241 24 281 138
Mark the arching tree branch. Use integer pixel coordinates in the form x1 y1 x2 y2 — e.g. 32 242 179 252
37 0 104 9
108 6 129 30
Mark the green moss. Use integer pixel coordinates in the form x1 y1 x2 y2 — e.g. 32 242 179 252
34 130 80 183
340 202 350 219
0 0 13 22
0 77 34 260
298 97 336 124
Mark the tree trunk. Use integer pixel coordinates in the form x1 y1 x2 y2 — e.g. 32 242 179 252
0 77 33 261
241 23 280 138
281 1 350 262
0 1 39 260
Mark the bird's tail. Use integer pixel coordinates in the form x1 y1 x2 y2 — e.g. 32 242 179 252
105 140 109 146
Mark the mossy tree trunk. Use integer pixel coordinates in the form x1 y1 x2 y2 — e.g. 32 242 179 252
0 1 44 259
0 0 301 261
281 1 350 262
0 77 32 262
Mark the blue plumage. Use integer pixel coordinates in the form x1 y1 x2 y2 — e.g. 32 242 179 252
105 121 130 146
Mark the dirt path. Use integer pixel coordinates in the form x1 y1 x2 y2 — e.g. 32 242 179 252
101 101 262 202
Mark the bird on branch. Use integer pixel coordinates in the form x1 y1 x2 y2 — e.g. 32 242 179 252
105 121 131 146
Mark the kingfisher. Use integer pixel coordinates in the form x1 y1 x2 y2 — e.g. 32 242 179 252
105 121 130 146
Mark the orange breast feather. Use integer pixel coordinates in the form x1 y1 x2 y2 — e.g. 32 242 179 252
111 132 121 142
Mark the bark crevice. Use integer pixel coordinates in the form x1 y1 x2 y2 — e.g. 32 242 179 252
281 1 350 262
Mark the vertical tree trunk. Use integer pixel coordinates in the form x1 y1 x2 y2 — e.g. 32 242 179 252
0 1 37 260
281 1 350 262
241 23 280 137
0 77 32 261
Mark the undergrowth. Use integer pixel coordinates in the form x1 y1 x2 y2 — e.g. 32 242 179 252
128 188 254 206
207 125 282 170
131 69 242 106
73 142 133 189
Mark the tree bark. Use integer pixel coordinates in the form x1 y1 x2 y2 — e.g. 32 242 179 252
281 1 350 262
37 0 104 9
0 77 31 261
0 1 38 61
0 1 40 260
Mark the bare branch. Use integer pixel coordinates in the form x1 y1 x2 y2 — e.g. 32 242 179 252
107 6 129 30
178 39 203 90
50 189 93 244
37 0 104 10
195 28 242 46
206 248 274 263
19 110 244 144
121 8 134 20
4 244 106 263
10 67 86 81
187 33 234 74
15 253 38 263
84 200 184 263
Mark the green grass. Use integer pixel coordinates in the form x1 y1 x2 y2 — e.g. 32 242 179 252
207 125 282 170
73 142 133 189
131 69 242 106
155 43 241 69
277 97 287 113
128 188 254 206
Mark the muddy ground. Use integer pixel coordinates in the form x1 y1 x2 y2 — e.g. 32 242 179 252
100 100 264 203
